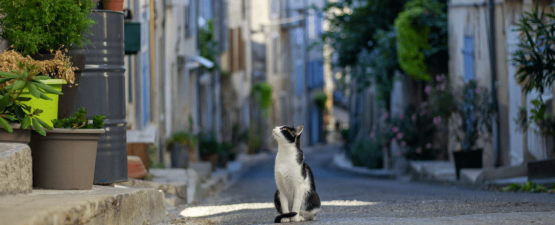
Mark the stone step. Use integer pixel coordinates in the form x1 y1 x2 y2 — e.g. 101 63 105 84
0 185 167 225
0 143 32 196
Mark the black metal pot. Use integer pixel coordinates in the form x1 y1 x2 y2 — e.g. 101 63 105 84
453 149 483 180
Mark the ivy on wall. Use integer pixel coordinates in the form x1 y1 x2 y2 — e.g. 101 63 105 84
251 82 273 117
395 7 430 80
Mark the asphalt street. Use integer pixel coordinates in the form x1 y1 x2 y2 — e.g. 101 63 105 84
163 144 555 225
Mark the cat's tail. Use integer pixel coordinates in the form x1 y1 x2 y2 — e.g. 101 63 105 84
274 212 298 223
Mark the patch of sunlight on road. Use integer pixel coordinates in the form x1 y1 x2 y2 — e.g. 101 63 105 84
180 200 378 217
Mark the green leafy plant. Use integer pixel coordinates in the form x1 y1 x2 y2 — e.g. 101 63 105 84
313 92 328 111
350 136 383 169
198 132 222 156
52 107 105 129
452 80 495 151
167 131 197 147
0 0 96 56
252 82 273 117
512 5 555 96
501 182 555 193
394 0 447 81
0 62 64 135
200 19 220 71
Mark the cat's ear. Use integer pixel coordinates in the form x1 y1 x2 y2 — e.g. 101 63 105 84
296 124 304 136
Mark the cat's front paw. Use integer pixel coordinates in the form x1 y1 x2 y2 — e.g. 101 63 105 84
290 215 301 222
281 218 290 223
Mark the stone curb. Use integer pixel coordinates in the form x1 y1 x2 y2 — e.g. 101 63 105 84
332 152 397 179
0 143 32 196
0 185 167 225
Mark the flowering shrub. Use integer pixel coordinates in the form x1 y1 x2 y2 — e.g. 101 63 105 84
452 80 495 151
383 107 436 160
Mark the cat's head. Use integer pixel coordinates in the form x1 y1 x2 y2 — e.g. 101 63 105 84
272 124 304 145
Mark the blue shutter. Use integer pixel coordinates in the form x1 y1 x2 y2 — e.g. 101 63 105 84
311 107 319 144
462 36 475 81
318 60 324 87
307 61 313 88
296 64 303 95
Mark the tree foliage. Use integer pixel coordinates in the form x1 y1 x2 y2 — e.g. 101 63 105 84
0 0 96 56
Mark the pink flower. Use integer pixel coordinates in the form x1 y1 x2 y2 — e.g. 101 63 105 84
401 141 406 147
399 114 404 119
392 127 400 133
383 113 389 119
392 138 397 144
440 84 445 91
433 116 442 125
436 75 442 82
426 143 432 149
370 132 375 138
475 88 481 93
397 151 402 156
411 114 417 122
416 148 422 154
425 85 432 94
397 133 404 140
421 102 428 108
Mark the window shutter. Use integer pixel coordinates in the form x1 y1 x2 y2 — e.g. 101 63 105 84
229 28 235 73
297 63 303 95
238 27 244 70
462 36 475 81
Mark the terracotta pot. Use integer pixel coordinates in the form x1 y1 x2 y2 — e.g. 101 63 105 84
201 153 219 171
102 0 124 11
127 155 147 179
31 128 105 190
127 143 150 172
0 124 31 144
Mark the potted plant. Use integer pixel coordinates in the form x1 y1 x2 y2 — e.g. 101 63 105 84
0 62 63 143
451 80 495 180
167 131 197 168
218 141 234 169
31 107 106 190
198 132 221 171
0 0 96 118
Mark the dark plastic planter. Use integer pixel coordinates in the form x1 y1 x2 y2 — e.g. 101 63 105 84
170 143 189 168
0 124 31 144
30 128 105 190
453 149 483 180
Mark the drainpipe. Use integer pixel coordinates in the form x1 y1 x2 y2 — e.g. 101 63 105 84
150 0 156 123
488 0 500 167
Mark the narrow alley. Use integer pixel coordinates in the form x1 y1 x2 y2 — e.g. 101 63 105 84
161 145 555 225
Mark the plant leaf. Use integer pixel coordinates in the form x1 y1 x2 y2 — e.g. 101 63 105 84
27 82 41 99
21 116 31 129
35 117 52 130
11 80 27 91
0 78 13 83
39 92 52 101
34 82 63 95
0 72 22 79
0 117 13 133
0 93 9 112
35 75 51 80
32 118 46 136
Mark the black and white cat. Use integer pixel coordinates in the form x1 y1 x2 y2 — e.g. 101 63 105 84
272 124 321 223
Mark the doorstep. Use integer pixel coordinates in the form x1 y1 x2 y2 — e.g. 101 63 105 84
0 185 167 225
